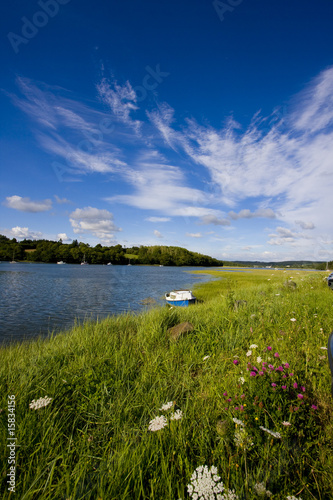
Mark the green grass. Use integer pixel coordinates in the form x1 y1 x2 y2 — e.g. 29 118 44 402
1 269 333 499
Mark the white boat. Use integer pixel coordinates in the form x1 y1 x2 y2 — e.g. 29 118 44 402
165 290 196 307
81 254 89 265
57 261 66 264
107 262 112 265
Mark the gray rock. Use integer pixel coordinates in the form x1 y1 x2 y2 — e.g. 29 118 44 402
167 321 194 341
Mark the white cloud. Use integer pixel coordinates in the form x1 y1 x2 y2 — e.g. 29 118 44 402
295 220 315 230
154 230 163 238
69 207 121 243
57 233 72 242
54 195 71 204
4 195 52 213
7 226 43 239
198 214 230 226
290 67 333 134
96 78 141 132
229 208 276 220
186 232 202 238
146 217 171 222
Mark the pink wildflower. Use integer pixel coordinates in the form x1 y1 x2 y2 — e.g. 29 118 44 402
297 394 304 399
233 360 239 365
284 362 290 368
267 346 272 351
274 352 279 358
293 382 298 389
271 383 277 387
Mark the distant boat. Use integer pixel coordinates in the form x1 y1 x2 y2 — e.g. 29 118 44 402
57 261 66 265
159 264 164 267
81 254 89 265
127 259 132 266
10 251 16 264
165 290 196 307
107 262 112 266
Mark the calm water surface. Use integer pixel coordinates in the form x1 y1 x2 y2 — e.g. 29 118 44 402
0 263 216 344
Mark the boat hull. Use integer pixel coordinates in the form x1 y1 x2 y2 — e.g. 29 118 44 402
165 298 196 307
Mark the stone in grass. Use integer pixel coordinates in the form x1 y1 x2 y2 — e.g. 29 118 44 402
283 280 297 289
167 321 194 341
234 300 247 310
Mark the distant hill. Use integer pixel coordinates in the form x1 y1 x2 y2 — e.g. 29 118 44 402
0 235 224 267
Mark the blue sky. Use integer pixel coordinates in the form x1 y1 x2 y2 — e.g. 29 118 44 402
1 0 333 261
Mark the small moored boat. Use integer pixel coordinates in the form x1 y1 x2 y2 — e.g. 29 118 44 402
165 289 196 307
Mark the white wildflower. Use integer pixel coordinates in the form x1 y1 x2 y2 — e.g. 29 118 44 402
246 350 252 357
256 356 262 363
239 376 245 385
275 293 280 296
249 344 258 349
29 396 52 410
259 426 281 439
286 496 302 500
232 418 245 427
234 427 253 449
290 318 296 322
203 355 210 361
170 409 183 420
320 347 327 350
148 415 167 431
160 401 174 411
187 465 239 500
253 482 271 496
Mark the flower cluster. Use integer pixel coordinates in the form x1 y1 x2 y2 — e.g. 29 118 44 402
254 482 272 497
259 426 281 439
187 465 238 500
286 496 302 500
148 415 168 432
233 418 253 449
29 396 52 410
148 401 183 431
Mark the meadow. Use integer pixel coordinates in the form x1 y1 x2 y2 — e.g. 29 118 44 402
1 268 333 499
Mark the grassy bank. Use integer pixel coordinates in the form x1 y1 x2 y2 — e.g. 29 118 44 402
1 269 333 499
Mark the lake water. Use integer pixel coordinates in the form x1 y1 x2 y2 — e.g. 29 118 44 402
0 263 215 344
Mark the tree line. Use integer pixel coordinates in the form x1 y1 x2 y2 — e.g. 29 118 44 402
0 235 224 267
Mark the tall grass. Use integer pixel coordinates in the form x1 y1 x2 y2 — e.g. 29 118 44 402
0 269 332 499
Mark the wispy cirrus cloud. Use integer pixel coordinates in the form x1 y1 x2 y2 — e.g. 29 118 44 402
147 66 333 253
96 78 141 132
4 195 52 212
